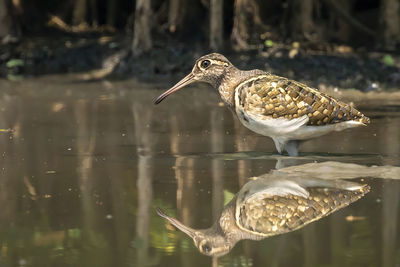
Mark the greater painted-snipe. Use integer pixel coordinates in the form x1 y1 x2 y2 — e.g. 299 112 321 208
154 53 370 156
157 175 369 257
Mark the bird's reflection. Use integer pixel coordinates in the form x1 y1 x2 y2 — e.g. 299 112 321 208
157 171 369 257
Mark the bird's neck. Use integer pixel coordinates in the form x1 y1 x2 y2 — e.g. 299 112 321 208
216 197 243 245
219 195 268 242
217 67 266 107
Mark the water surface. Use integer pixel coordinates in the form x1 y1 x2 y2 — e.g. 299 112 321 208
0 76 399 267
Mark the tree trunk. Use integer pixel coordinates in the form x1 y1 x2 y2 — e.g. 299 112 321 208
132 0 152 56
88 0 98 26
300 0 314 36
210 0 223 50
329 0 352 42
231 0 266 51
107 0 117 27
380 0 400 50
231 0 249 51
168 0 180 33
73 0 87 25
0 0 12 40
292 0 316 40
168 0 188 33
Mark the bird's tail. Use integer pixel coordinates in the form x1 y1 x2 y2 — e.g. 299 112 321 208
359 115 371 125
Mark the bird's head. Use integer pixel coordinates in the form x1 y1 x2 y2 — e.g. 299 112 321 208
154 53 234 104
156 208 232 257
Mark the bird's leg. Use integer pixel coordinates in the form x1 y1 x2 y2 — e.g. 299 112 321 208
285 140 300 157
272 138 285 154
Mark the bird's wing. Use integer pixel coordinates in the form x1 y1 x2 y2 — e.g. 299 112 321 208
235 75 370 126
235 178 369 237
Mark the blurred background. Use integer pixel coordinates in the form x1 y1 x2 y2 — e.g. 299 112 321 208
0 0 399 88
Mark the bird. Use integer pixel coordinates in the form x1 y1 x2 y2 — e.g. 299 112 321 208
157 174 370 257
154 53 370 156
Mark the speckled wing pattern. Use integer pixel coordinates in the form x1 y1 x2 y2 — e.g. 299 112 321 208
236 75 370 126
236 185 369 236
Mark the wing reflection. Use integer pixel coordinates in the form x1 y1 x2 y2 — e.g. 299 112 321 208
157 172 369 257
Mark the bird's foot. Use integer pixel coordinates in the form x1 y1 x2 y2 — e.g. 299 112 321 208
285 140 300 157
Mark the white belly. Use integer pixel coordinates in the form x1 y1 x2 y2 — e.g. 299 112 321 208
237 110 363 142
233 85 365 155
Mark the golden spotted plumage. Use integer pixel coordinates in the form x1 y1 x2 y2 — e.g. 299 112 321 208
238 185 370 236
237 75 370 126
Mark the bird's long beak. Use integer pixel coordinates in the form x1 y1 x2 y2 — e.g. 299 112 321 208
156 208 197 239
154 73 195 104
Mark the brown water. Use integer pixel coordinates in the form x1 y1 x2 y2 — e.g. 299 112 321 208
0 75 399 267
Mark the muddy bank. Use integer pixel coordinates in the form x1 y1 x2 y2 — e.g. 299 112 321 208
0 35 127 78
1 35 400 92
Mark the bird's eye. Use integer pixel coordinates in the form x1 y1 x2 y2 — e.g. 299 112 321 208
200 60 211 69
201 244 211 253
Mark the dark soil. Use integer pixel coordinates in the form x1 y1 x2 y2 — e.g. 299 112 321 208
1 34 400 91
